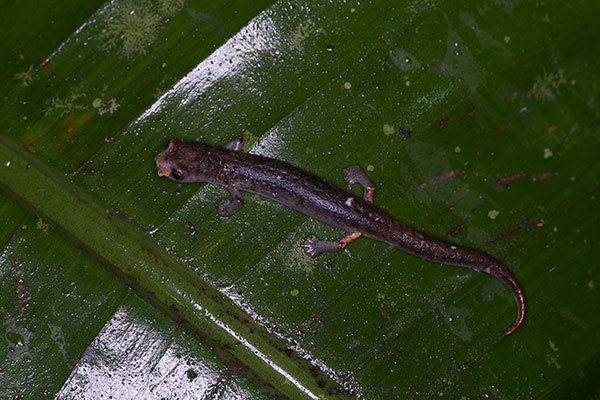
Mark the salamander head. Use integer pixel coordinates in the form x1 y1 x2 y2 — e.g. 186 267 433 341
155 138 210 182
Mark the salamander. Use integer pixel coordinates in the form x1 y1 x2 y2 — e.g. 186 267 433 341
155 137 526 336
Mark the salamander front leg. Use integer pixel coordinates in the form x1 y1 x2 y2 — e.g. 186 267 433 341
217 186 244 216
223 137 244 151
302 232 361 257
343 165 375 203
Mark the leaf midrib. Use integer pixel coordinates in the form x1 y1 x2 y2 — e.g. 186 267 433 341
0 136 353 400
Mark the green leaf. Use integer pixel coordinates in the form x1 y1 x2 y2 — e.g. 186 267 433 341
1 0 599 399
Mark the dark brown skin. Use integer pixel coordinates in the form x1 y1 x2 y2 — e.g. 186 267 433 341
156 138 526 336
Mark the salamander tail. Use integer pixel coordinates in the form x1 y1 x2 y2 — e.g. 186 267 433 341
488 262 526 336
376 218 527 336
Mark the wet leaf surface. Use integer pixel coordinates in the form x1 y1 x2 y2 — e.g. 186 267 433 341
1 0 599 398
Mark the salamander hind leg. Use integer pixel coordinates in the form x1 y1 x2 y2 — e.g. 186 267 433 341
223 137 244 151
302 232 361 257
343 165 375 203
217 186 244 216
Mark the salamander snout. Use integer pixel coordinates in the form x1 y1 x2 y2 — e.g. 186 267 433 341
155 151 170 177
156 160 184 181
155 149 184 180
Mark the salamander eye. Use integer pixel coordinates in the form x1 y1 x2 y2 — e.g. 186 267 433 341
171 169 184 181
